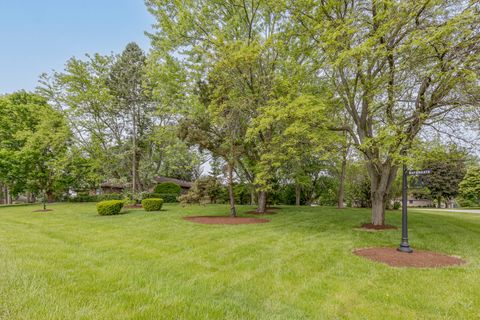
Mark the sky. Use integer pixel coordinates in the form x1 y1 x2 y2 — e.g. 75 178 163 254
0 0 155 94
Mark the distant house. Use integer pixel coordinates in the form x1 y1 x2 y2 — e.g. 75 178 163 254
99 181 129 194
153 176 193 194
406 196 434 207
98 177 194 194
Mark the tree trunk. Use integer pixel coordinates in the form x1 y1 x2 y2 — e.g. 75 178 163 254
256 191 267 213
5 186 11 205
132 110 138 194
43 191 47 210
295 184 301 206
367 163 398 226
337 155 347 208
227 162 236 217
47 191 55 203
371 192 386 225
250 185 256 205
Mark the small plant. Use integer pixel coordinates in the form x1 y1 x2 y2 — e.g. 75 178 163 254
393 201 401 210
96 200 124 215
142 198 164 211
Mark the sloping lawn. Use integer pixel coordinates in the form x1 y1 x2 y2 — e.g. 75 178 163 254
0 203 479 319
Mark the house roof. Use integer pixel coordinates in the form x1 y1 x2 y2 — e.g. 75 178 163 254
100 181 128 189
153 176 193 188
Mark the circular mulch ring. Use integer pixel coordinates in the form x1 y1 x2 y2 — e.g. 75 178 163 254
183 216 270 225
244 210 277 215
354 247 466 268
360 223 397 230
33 209 53 212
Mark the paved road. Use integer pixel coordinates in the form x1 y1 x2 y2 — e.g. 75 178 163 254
415 208 480 215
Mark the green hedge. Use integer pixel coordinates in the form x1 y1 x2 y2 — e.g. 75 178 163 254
154 182 181 195
69 193 123 202
96 200 124 215
142 198 164 212
142 192 178 203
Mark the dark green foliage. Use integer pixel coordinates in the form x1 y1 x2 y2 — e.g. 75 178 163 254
154 182 181 195
142 198 164 211
393 202 401 210
143 192 178 203
233 184 250 205
96 200 124 215
69 193 123 202
69 194 98 202
99 194 123 201
422 147 467 206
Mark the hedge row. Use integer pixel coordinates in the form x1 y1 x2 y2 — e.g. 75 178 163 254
69 193 123 202
70 193 178 203
142 193 178 203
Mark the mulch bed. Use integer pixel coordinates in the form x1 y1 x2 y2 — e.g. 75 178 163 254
245 210 277 215
361 223 397 230
354 247 466 268
183 216 270 225
33 209 53 212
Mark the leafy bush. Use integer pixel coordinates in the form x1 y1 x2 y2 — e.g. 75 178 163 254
393 201 401 210
96 200 124 215
69 193 123 202
142 198 164 211
154 182 181 195
69 194 98 202
98 193 123 201
179 176 223 205
143 192 178 203
456 197 479 208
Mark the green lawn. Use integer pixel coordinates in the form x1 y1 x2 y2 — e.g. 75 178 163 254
1 203 479 319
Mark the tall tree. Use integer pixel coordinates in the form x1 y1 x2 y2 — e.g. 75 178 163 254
0 92 70 207
107 43 152 193
292 0 480 225
39 46 202 191
146 0 328 213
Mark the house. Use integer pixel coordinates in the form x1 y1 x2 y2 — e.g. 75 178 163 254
406 196 434 207
97 177 194 195
153 176 193 194
99 181 129 194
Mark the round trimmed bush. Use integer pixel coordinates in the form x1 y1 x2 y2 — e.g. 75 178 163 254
142 198 164 212
96 200 124 215
154 182 181 195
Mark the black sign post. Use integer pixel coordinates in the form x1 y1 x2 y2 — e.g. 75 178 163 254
397 168 432 253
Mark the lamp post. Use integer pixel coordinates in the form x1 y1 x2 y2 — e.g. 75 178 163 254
398 162 413 253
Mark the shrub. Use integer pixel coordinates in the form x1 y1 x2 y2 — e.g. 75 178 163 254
98 193 123 201
393 201 401 210
142 198 164 211
154 182 181 195
96 200 124 215
69 193 124 202
69 194 98 202
143 192 178 203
